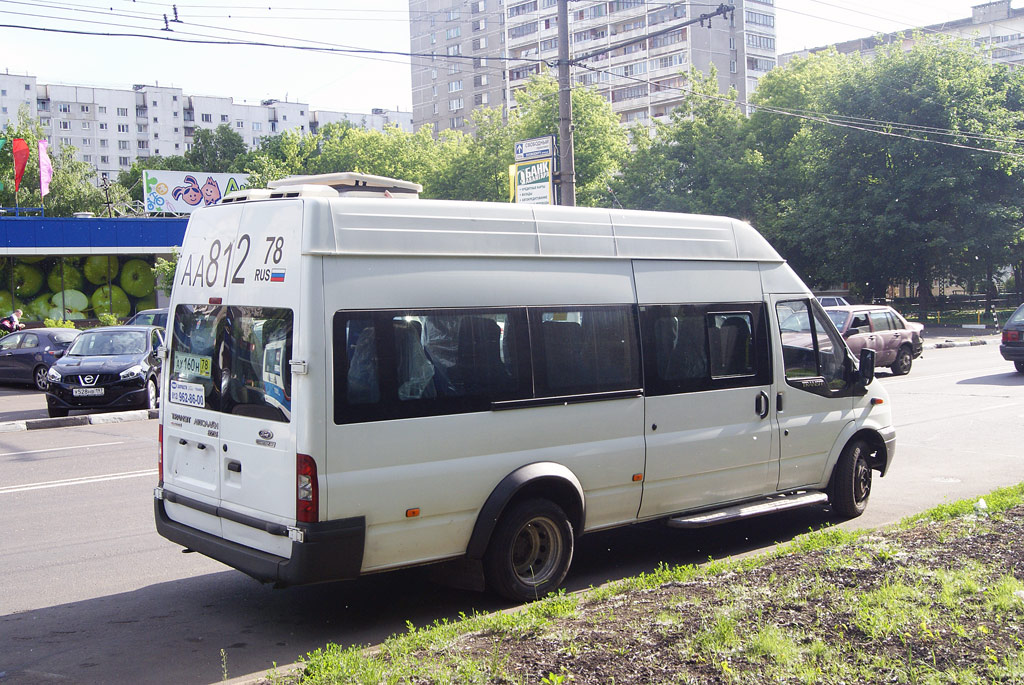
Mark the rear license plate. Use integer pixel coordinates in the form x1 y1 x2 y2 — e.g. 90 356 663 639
73 387 104 397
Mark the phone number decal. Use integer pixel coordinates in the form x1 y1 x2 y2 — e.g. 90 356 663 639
170 380 206 408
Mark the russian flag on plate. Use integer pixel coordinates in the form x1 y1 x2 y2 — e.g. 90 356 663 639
270 268 286 282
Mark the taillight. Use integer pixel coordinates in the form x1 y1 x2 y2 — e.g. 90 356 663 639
296 453 318 524
158 423 164 486
1004 330 1020 343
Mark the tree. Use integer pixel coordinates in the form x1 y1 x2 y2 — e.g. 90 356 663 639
513 74 628 206
185 124 247 172
116 155 195 203
0 105 127 216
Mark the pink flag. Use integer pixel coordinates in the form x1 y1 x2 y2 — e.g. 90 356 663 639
38 140 54 197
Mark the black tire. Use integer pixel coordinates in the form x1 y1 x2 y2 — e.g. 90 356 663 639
47 406 69 418
483 498 574 602
33 365 48 391
890 345 912 376
829 439 873 518
1015 360 1024 374
145 378 158 409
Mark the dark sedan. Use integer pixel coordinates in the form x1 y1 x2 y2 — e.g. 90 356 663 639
45 325 164 418
0 328 81 390
1000 303 1024 373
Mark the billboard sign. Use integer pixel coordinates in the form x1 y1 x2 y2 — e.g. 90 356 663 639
143 170 250 214
514 158 554 205
514 136 555 162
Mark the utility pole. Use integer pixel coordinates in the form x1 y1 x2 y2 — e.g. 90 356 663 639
553 2 735 207
556 0 575 207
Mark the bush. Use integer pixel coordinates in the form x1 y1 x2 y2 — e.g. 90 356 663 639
97 313 119 327
43 317 77 329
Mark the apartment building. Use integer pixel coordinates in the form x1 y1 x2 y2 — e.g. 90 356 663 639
781 0 1024 68
0 72 412 183
408 0 777 133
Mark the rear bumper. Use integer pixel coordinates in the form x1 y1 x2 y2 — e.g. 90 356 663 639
154 494 365 586
999 344 1024 362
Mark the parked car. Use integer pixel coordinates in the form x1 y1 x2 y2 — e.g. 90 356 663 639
0 327 81 391
125 308 167 327
817 296 851 308
825 305 924 376
45 325 164 418
999 303 1024 373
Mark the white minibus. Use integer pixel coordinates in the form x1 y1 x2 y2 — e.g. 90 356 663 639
154 173 895 601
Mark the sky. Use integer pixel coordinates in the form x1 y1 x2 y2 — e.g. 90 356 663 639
0 1 1013 115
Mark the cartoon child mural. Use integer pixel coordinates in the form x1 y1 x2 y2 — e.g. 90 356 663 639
201 177 222 206
171 175 204 207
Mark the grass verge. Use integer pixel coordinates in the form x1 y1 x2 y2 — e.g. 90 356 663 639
278 482 1024 684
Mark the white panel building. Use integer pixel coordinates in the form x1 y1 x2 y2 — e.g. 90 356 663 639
0 72 412 185
408 0 777 133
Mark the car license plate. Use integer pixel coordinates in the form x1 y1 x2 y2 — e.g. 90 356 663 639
73 387 104 397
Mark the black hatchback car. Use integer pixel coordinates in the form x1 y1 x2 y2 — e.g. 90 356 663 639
45 325 164 417
1000 303 1024 373
0 327 81 390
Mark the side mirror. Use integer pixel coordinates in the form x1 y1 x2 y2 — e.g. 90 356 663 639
858 347 875 386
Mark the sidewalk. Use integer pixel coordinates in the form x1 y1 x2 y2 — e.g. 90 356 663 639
921 324 1001 350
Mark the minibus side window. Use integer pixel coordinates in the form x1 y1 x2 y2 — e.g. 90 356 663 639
530 305 640 397
777 299 847 392
641 303 769 396
333 308 530 424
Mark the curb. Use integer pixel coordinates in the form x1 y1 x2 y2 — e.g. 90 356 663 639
924 339 990 351
0 408 158 432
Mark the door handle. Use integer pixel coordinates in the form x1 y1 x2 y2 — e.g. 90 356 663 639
755 390 770 419
776 392 784 412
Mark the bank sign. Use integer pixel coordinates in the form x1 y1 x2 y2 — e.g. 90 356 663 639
514 159 553 205
143 170 250 214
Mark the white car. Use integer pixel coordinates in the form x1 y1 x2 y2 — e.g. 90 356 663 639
817 296 850 308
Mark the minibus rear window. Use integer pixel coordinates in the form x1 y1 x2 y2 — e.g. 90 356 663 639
170 305 293 422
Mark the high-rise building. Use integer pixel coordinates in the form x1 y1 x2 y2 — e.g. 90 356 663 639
408 0 777 133
780 0 1024 68
0 72 412 184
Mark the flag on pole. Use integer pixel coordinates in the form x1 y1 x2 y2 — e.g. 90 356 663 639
12 138 30 193
38 140 53 197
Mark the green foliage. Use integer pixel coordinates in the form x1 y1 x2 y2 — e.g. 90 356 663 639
186 124 247 173
96 312 118 327
43 317 76 329
153 249 178 297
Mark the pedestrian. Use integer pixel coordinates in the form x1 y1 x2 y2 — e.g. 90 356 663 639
0 309 25 333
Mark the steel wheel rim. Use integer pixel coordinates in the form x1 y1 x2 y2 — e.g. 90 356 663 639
35 368 47 390
897 351 910 373
854 455 871 504
510 516 562 586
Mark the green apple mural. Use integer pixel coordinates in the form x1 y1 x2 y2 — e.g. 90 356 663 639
119 259 156 298
83 256 119 285
2 255 160 321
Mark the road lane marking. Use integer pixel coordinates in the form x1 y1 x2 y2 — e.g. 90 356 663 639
0 469 157 494
0 440 127 458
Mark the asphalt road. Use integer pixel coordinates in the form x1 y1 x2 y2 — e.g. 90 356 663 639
1 339 1022 684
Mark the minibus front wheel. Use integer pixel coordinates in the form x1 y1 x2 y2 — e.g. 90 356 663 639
829 438 872 518
484 498 574 602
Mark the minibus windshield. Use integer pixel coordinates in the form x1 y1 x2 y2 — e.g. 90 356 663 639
170 305 293 422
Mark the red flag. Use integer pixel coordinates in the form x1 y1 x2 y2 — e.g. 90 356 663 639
12 138 30 192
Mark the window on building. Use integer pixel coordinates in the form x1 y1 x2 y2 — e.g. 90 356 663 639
236 120 244 128
474 93 489 105
60 137 73 146
746 56 775 72
82 138 91 146
154 133 159 139
448 98 463 111
510 21 538 39
449 63 461 74
80 105 90 113
137 124 146 133
446 26 461 39
449 116 464 128
746 33 775 50
221 114 229 122
138 140 148 149
41 118 50 127
101 155 110 164
59 121 71 130
446 8 460 20
507 1 537 18
98 106 107 114
744 10 774 27
119 140 130 150
446 44 462 55
730 59 737 73
201 113 212 123
473 37 488 50
117 124 129 133
119 156 131 166
99 122 108 130
473 74 489 87
100 139 108 148
173 95 178 101
449 80 463 92
117 107 129 116
432 103 439 114
57 103 71 113
83 154 92 162
473 18 486 30
153 117 159 123
252 121 262 131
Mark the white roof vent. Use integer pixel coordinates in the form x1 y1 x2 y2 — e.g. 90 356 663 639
267 172 421 198
268 185 340 200
222 188 273 204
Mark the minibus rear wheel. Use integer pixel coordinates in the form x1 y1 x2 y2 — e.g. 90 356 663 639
484 498 574 602
829 439 872 518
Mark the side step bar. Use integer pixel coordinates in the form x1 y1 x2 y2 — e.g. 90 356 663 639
666 492 828 529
